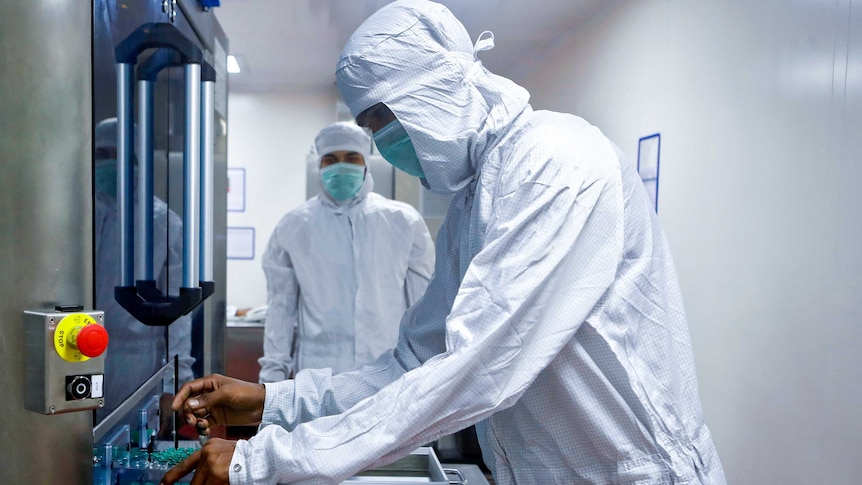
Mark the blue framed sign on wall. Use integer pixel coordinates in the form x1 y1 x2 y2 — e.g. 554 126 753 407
637 133 661 212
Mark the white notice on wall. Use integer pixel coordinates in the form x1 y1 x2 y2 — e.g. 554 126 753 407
227 168 246 212
227 227 255 260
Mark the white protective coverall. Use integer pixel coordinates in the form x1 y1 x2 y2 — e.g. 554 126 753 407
258 158 435 382
229 1 726 483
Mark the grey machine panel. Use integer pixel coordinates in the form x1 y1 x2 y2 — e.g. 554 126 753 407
0 1 94 483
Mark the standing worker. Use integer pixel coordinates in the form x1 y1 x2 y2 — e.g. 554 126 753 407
257 121 435 382
163 1 726 483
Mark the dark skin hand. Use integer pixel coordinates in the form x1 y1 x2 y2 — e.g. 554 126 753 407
161 438 234 485
160 374 266 484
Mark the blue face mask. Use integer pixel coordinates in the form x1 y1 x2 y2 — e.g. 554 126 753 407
373 119 425 178
95 159 118 198
320 162 366 201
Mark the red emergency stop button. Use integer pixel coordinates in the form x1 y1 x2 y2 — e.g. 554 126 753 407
54 313 107 362
75 324 109 357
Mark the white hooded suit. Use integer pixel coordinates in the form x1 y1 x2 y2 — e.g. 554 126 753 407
230 2 726 484
258 124 435 382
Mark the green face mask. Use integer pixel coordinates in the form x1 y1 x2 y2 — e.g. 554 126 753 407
320 162 366 201
373 119 425 178
95 159 118 198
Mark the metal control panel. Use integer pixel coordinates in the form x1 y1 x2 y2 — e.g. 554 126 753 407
24 308 108 414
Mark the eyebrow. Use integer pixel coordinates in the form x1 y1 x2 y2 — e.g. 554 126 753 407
321 153 364 164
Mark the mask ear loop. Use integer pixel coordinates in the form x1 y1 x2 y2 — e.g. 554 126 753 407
465 30 500 171
466 31 495 81
473 31 495 56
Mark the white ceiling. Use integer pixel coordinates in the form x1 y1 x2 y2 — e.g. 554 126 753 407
214 0 615 94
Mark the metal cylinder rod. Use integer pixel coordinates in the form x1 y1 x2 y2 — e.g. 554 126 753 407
136 79 155 281
183 63 201 288
200 80 215 282
117 63 135 287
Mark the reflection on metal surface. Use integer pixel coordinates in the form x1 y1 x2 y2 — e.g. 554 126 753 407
93 0 230 430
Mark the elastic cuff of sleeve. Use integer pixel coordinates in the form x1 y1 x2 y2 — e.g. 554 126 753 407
262 380 296 425
230 439 250 484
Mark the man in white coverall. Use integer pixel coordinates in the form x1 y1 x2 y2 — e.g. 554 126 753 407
258 121 435 382
163 1 726 483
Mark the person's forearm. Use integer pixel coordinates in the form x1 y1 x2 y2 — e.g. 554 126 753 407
261 349 408 431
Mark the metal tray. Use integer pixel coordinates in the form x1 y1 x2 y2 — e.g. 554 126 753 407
346 447 450 484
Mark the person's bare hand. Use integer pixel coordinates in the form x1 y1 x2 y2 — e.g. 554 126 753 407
171 374 265 435
160 438 235 485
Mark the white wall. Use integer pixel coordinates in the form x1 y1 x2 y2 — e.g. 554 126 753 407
522 1 862 483
226 89 338 308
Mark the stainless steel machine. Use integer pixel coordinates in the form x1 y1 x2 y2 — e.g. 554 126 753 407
1 1 228 483
1 1 484 483
1 1 98 482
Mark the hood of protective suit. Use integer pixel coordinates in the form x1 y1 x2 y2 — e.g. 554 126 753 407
336 0 530 194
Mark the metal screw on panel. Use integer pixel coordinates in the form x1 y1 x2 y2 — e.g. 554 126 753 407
162 0 169 13
170 9 177 22
99 400 104 408
49 405 56 414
